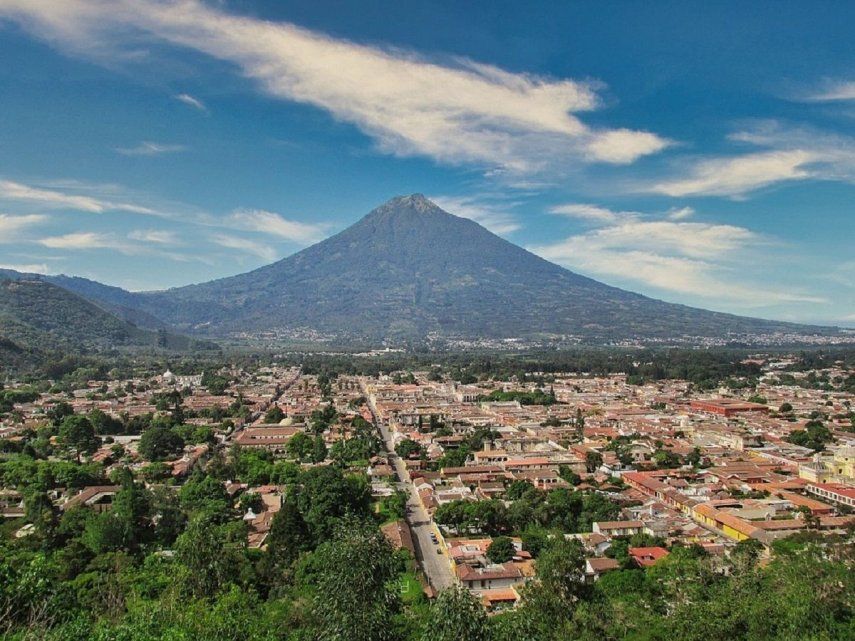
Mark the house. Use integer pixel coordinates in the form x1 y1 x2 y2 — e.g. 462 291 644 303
585 557 621 580
233 426 300 454
592 520 645 537
629 546 669 567
456 562 525 593
61 485 121 512
381 520 416 557
480 587 520 611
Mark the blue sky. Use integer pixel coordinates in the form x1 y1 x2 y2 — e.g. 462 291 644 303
0 1 852 325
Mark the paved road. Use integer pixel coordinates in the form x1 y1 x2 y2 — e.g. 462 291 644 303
360 380 456 592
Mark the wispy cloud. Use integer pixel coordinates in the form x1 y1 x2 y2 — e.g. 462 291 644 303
116 141 186 156
37 230 208 265
646 121 855 198
0 0 670 177
227 209 330 244
210 233 277 261
174 92 206 111
429 195 521 235
128 229 181 244
0 262 51 274
0 213 48 239
649 150 816 198
531 204 823 306
0 178 156 214
799 79 855 102
38 232 123 250
549 203 633 224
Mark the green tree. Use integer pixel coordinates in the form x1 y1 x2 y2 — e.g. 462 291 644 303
266 491 312 568
487 536 516 563
311 521 401 641
58 415 99 461
422 585 489 641
585 450 603 473
264 406 285 424
312 435 328 463
175 514 247 598
395 438 423 459
287 431 314 461
139 426 185 461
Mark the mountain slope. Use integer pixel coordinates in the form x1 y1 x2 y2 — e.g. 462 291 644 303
0 278 208 355
0 270 168 330
2 195 838 344
132 194 834 342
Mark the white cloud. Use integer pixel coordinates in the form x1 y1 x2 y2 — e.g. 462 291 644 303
210 233 277 261
174 92 206 110
0 178 156 214
0 0 670 175
128 229 180 244
116 141 186 156
584 129 670 165
649 150 817 198
429 195 521 235
0 262 51 274
531 204 823 306
647 121 855 198
801 79 855 102
38 232 120 250
549 203 634 224
227 209 329 244
0 213 47 239
666 206 694 220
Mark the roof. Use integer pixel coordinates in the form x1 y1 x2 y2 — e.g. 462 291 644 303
62 485 120 511
594 520 644 530
480 588 520 605
586 557 621 572
456 562 524 582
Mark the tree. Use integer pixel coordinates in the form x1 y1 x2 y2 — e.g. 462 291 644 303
24 490 59 540
422 585 489 641
47 401 74 425
311 435 328 463
786 421 834 451
653 449 682 469
139 426 185 461
395 438 423 459
296 466 371 541
311 521 401 641
266 491 312 567
585 450 603 473
264 406 285 424
87 408 124 434
175 514 247 598
686 446 702 467
179 473 231 519
287 431 314 461
487 536 516 563
239 492 263 514
536 538 587 605
58 415 99 461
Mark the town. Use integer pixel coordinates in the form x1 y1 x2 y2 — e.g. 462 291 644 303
1 349 852 638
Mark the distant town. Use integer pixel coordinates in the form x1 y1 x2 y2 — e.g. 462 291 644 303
1 348 852 637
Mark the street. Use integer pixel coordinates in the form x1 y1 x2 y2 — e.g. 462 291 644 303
360 380 456 592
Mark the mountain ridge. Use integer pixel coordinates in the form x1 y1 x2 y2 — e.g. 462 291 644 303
0 195 843 344
0 278 214 364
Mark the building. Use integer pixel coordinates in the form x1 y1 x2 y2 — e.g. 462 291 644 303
690 399 769 417
806 483 855 508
